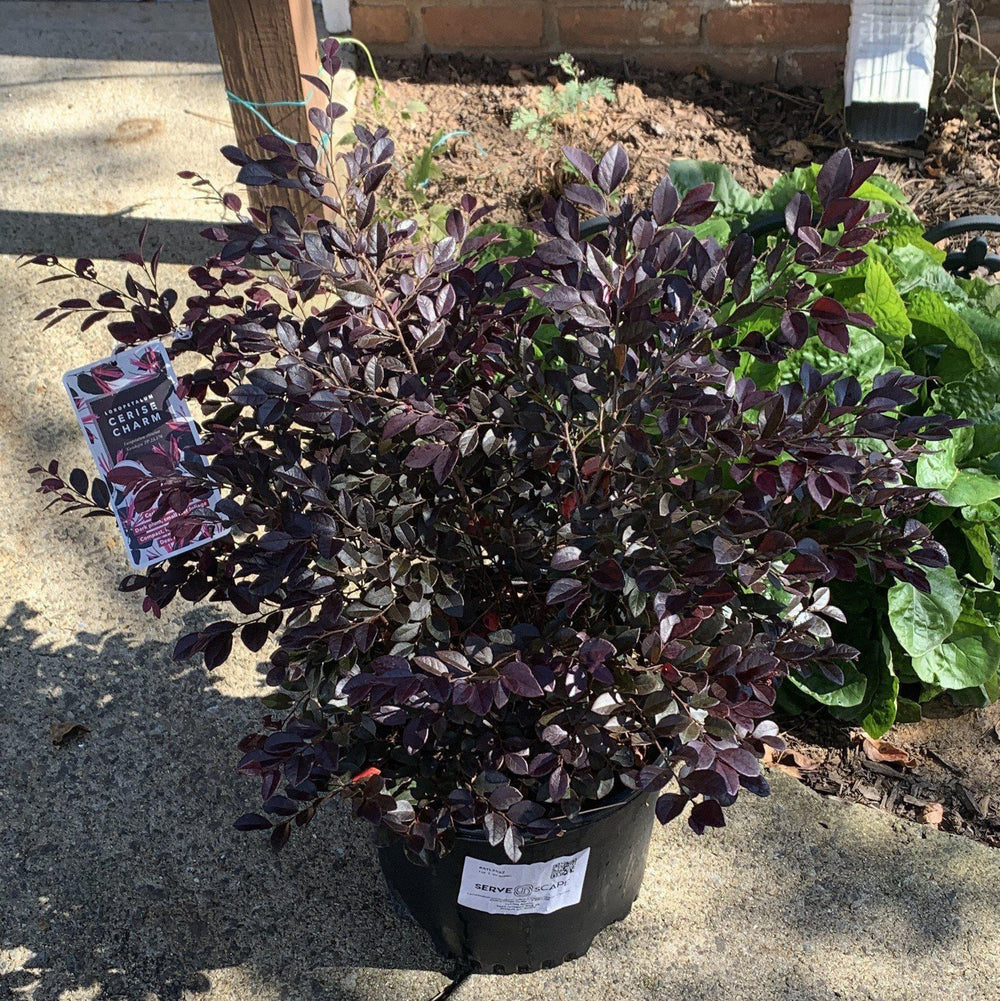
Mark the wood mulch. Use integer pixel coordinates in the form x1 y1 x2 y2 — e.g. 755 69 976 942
774 703 1000 847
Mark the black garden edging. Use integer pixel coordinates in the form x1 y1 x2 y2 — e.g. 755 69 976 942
582 210 1000 278
923 215 1000 278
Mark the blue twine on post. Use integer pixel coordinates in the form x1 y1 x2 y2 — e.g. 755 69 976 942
225 89 330 149
223 93 480 170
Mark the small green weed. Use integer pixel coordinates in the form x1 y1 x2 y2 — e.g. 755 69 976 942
510 53 614 144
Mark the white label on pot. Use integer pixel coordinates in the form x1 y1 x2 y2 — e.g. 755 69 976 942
456 847 590 915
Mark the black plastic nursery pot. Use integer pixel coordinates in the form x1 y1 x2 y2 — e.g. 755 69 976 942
378 786 658 974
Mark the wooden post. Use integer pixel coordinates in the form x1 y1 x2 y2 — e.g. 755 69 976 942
208 0 327 221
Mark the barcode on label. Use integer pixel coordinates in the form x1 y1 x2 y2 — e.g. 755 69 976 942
549 858 578 878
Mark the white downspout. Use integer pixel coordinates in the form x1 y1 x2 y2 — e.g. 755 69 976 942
844 0 941 142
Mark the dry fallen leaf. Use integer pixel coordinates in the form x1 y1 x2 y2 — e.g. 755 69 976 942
507 65 533 84
922 802 945 828
50 721 89 746
764 745 819 778
770 139 813 165
862 737 915 769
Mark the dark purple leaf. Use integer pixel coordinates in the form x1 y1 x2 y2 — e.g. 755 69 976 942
595 144 629 194
234 813 272 831
563 146 597 182
688 799 726 835
817 148 854 204
655 793 688 825
501 661 544 698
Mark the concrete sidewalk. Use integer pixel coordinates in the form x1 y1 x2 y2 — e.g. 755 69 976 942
1 4 998 1000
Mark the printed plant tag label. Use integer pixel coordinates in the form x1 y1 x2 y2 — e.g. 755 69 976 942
63 340 228 568
456 847 590 915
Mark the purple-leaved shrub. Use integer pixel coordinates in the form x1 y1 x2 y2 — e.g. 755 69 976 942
30 41 960 861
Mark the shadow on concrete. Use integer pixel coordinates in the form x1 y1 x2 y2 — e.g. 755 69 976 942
0 595 985 1001
0 2 221 67
0 209 216 265
0 601 452 1001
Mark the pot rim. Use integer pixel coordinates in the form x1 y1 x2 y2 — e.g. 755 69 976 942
452 780 651 845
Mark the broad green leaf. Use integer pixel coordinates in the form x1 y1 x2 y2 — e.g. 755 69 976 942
863 260 911 346
823 272 867 303
851 181 943 258
737 355 780 390
691 217 733 244
952 470 1000 506
907 289 986 368
860 633 899 738
962 521 995 583
934 363 1000 422
910 610 1000 689
895 697 923 723
973 589 1000 623
751 164 821 214
968 412 1000 462
916 427 1000 505
668 160 755 216
832 626 900 733
892 245 965 299
472 222 538 265
886 227 945 255
933 347 984 384
959 302 1000 344
779 327 886 390
936 469 1000 506
887 565 964 657
962 500 1000 523
917 426 969 484
950 672 999 707
858 174 909 205
787 662 867 707
956 275 999 304
918 684 944 703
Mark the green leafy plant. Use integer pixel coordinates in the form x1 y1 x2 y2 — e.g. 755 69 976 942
376 128 466 241
405 128 450 193
510 53 614 144
667 159 1000 733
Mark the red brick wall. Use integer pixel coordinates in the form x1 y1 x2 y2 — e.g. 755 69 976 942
348 0 853 86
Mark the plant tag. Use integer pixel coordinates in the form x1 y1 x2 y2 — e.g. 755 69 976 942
456 847 589 915
63 340 228 568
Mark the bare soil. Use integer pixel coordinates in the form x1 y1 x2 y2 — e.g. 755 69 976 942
360 53 1000 229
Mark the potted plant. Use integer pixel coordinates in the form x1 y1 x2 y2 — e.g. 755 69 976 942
30 42 960 974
